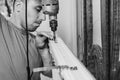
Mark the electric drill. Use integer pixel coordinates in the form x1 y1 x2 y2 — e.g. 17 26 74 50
41 0 59 41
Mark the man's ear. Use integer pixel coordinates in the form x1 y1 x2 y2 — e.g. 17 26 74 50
14 1 23 13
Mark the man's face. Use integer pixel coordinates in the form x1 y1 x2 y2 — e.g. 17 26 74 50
19 0 45 32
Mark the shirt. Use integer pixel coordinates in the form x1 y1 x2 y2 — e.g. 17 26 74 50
0 14 43 80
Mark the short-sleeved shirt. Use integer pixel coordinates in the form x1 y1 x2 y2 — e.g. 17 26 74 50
0 14 43 80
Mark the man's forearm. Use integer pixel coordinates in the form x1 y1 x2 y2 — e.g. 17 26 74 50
38 48 53 78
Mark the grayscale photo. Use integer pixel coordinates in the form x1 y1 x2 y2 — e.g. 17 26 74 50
0 0 119 80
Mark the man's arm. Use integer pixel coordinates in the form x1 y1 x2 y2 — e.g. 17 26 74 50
35 33 53 78
37 47 53 78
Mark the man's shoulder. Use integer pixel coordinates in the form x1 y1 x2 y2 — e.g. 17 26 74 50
0 13 8 25
0 13 6 20
0 13 3 17
0 13 3 22
0 13 16 36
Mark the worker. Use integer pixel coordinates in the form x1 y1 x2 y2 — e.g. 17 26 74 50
0 0 53 80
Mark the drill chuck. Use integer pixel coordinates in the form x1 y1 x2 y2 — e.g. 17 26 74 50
50 20 58 32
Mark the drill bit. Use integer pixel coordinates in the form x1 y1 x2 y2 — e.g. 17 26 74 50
53 31 57 43
53 32 56 40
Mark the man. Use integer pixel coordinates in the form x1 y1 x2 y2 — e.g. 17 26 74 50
0 0 53 80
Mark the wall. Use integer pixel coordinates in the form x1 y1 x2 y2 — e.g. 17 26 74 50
92 0 102 47
37 0 77 56
37 0 101 57
76 0 84 60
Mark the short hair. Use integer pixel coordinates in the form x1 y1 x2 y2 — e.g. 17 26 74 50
1 0 41 16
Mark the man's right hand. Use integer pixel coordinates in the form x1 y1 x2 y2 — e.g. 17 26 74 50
35 31 53 49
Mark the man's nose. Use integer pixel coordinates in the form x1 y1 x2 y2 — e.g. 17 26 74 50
38 11 46 21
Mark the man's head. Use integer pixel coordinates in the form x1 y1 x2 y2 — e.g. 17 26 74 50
7 0 46 32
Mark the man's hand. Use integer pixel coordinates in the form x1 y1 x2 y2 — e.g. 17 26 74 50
35 31 53 78
35 31 53 49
